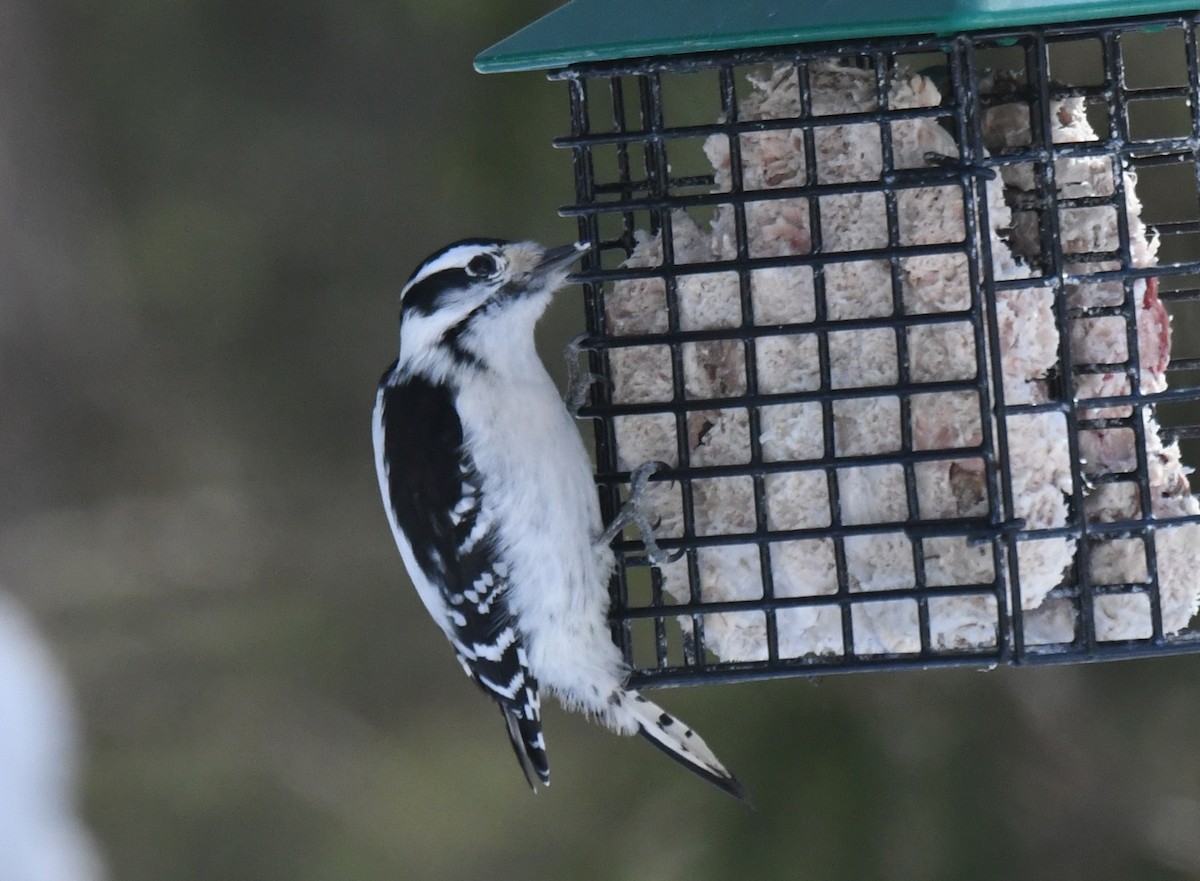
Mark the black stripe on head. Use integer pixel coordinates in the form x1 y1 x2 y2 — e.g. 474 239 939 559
400 238 509 319
402 267 471 318
441 305 487 369
403 238 508 290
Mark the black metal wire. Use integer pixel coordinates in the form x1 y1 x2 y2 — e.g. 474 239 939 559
555 11 1200 687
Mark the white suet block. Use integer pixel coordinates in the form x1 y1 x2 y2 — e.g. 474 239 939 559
604 61 1200 661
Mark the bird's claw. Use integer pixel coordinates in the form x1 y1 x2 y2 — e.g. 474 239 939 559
600 461 678 565
563 333 610 417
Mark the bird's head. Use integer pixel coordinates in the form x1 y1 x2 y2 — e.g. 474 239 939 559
395 238 586 376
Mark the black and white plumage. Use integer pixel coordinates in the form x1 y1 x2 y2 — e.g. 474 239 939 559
373 238 743 798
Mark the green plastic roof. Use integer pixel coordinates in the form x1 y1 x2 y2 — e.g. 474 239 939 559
476 0 1200 72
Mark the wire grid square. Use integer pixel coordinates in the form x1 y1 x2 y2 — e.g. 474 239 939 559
553 11 1200 685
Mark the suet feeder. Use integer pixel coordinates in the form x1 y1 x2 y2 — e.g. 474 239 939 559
478 2 1200 685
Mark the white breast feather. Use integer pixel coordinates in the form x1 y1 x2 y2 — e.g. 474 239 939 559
455 307 632 726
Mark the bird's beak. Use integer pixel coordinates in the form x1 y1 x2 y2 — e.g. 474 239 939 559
536 241 588 275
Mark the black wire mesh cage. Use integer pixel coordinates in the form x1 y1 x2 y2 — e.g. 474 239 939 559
539 10 1200 686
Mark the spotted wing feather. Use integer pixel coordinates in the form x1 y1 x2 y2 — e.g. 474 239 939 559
375 369 548 786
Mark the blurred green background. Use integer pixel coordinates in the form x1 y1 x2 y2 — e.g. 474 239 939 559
4 2 1200 880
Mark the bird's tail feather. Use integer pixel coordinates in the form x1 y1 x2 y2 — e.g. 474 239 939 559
624 691 747 802
501 706 550 790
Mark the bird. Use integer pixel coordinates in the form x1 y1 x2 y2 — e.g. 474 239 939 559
372 237 743 798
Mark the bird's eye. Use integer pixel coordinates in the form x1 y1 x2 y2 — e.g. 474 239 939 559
466 254 499 278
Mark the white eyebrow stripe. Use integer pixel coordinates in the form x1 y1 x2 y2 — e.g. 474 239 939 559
402 245 501 299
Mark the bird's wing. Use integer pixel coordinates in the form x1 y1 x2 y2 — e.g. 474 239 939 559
373 371 548 785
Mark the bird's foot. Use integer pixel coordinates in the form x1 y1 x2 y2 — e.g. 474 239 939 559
599 461 677 565
563 332 610 418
